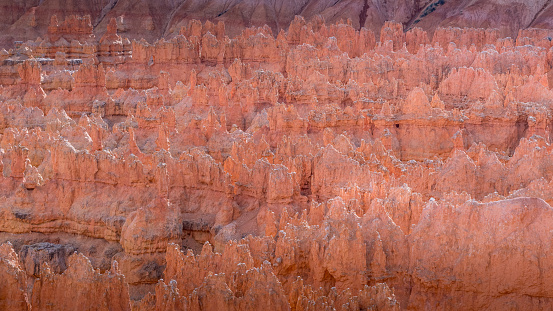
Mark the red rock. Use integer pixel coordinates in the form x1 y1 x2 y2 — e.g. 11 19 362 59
1 12 553 311
31 252 131 310
0 243 30 311
409 197 553 309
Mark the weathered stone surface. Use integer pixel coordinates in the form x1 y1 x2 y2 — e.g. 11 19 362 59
1 10 553 311
0 243 29 311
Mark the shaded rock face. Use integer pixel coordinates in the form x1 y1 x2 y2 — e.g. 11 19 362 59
3 0 553 48
2 9 553 311
19 242 76 277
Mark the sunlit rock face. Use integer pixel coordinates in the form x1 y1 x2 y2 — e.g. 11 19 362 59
2 6 553 310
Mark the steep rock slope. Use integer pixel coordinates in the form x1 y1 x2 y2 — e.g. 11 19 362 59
3 0 553 48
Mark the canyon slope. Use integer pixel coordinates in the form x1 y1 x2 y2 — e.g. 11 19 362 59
3 0 553 48
2 10 553 311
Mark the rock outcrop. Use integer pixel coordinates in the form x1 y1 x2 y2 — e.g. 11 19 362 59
1 12 553 311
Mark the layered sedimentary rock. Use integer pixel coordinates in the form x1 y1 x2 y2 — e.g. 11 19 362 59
1 12 553 311
4 0 553 48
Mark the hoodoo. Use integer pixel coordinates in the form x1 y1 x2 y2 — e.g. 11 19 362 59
2 1 553 310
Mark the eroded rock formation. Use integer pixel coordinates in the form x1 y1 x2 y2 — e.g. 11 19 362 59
1 12 553 311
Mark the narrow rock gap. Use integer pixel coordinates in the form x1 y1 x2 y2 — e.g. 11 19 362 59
359 0 369 30
527 0 552 29
93 0 120 28
162 0 189 38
